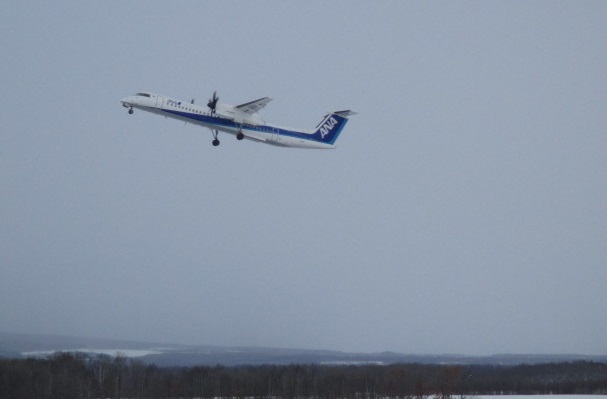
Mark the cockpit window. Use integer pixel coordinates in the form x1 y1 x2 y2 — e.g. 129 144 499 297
136 93 151 97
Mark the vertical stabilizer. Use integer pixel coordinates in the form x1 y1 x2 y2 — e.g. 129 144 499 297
311 110 357 145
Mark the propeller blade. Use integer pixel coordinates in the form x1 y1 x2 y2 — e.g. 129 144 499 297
207 91 219 113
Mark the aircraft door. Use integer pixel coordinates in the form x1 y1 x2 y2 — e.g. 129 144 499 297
156 95 164 109
272 128 280 144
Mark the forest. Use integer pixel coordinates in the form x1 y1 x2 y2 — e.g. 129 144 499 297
1 353 606 399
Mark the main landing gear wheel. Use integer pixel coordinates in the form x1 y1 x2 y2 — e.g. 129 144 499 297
128 108 133 114
211 129 220 146
237 132 244 140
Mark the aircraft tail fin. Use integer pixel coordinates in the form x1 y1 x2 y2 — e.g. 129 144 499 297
311 110 357 145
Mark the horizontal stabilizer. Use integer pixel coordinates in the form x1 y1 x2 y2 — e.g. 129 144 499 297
332 110 358 117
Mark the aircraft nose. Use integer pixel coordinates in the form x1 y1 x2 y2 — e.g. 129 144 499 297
121 96 134 106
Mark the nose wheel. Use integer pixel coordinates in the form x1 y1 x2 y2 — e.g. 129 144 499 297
123 103 134 114
237 131 244 140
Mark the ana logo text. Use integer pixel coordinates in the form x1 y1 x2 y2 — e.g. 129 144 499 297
319 117 338 138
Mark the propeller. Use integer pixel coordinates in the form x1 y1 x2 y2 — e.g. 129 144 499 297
207 91 219 114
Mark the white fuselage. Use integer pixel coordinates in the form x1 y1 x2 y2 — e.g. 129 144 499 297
121 92 338 149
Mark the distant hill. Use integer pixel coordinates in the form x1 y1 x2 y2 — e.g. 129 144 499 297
2 331 606 367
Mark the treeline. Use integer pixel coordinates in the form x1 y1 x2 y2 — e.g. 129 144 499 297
1 353 606 399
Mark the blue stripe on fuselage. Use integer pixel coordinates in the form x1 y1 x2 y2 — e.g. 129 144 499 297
162 109 234 128
160 108 325 142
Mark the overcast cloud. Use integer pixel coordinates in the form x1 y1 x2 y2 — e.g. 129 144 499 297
1 1 606 356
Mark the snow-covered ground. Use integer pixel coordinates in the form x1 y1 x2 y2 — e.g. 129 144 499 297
22 348 163 358
477 396 606 399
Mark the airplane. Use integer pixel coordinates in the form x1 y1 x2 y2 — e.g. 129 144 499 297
120 91 356 149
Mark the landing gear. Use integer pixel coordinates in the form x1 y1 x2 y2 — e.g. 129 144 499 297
211 129 220 146
128 107 133 114
212 138 220 146
237 131 244 140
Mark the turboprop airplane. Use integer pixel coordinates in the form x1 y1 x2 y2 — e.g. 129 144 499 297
121 91 356 148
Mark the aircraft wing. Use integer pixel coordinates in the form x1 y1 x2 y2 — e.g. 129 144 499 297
236 97 273 114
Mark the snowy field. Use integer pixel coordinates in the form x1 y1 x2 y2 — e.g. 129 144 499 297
22 348 163 358
476 396 606 399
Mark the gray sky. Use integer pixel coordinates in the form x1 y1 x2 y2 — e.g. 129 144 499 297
2 1 607 356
